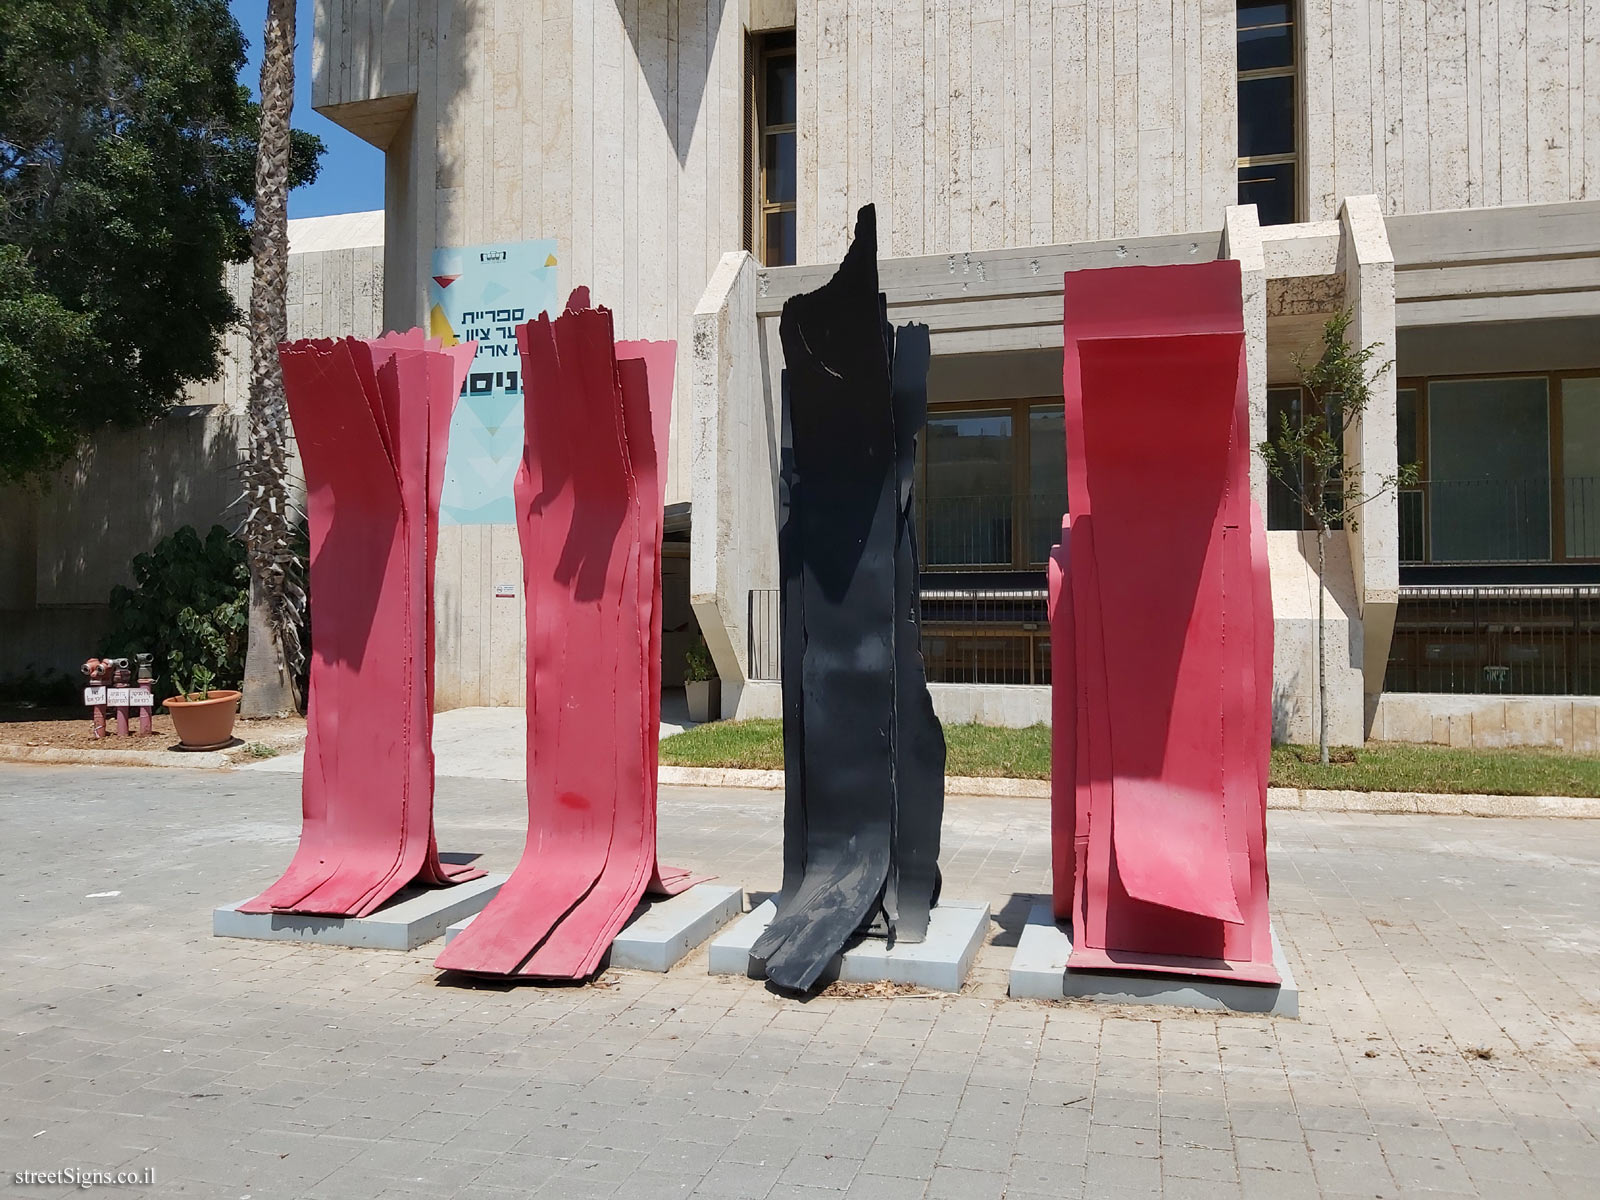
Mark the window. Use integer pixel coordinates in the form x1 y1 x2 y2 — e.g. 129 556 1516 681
754 33 796 267
1562 378 1600 559
1395 371 1600 564
1236 3 1297 225
917 400 1067 571
1428 377 1551 562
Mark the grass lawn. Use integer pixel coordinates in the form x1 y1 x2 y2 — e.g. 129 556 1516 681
1269 742 1600 797
660 719 1600 797
660 719 1052 778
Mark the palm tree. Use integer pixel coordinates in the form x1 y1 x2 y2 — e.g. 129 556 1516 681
239 0 304 716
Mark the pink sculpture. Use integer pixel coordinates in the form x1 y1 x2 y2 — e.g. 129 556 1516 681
1050 260 1277 983
243 332 484 917
434 293 701 978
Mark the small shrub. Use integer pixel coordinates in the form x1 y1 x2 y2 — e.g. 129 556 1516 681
684 637 716 683
102 525 248 699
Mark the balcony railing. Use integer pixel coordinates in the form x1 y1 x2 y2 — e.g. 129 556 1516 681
747 587 1051 686
1384 586 1600 695
1400 476 1600 564
750 583 1600 697
915 492 1068 570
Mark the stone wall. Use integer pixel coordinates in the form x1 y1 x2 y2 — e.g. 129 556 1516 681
1370 693 1600 754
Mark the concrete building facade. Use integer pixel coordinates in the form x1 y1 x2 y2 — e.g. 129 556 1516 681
5 2 1598 749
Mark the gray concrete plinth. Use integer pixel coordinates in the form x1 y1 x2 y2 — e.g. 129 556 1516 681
213 873 506 951
1008 902 1299 1017
444 883 743 973
708 899 990 993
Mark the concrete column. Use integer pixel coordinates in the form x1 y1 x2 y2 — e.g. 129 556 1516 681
1221 204 1269 515
689 251 768 716
1339 194 1400 717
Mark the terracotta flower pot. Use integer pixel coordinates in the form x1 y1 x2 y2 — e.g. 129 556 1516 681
164 689 241 751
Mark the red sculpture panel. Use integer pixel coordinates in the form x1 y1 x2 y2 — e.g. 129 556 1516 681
433 293 700 979
1050 261 1277 984
243 331 484 917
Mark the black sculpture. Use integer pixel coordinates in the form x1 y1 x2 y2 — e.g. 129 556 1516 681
752 205 947 993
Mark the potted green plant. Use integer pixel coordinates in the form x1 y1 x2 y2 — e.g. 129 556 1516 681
164 665 241 750
683 637 719 723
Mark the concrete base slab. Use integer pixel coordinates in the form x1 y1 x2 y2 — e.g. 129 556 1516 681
444 883 742 973
213 873 506 951
708 899 990 993
1009 902 1299 1017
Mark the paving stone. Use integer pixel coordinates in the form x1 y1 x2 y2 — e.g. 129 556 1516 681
1083 1150 1162 1190
779 1150 862 1190
844 1172 929 1199
924 1164 1008 1200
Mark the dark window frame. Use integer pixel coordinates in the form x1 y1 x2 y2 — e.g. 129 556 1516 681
917 397 1068 573
1236 2 1299 225
1398 370 1600 565
754 32 796 267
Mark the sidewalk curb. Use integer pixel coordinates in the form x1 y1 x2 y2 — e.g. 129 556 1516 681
1265 786 1600 819
658 766 1598 816
659 765 1051 798
5 748 1595 816
0 729 307 772
0 743 234 770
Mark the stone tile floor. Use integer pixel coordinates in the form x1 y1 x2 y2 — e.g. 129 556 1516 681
1 763 1597 1198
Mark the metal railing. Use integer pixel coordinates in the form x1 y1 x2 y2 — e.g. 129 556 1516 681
915 493 1068 570
1399 477 1600 564
1384 585 1600 695
747 586 1052 686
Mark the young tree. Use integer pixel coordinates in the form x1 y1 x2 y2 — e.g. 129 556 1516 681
1257 309 1418 764
0 0 322 484
238 0 303 717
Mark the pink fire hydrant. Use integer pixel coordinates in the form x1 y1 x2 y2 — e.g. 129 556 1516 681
81 658 109 739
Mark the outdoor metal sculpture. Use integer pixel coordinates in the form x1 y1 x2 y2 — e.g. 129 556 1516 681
434 291 700 979
752 205 946 994
242 331 485 917
1050 260 1278 984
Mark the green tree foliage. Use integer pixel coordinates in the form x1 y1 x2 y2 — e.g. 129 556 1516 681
102 525 249 700
1257 309 1419 764
0 0 322 483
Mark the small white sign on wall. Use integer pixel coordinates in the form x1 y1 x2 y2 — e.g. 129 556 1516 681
494 583 518 599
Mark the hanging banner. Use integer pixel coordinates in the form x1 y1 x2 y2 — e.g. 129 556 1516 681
428 239 559 524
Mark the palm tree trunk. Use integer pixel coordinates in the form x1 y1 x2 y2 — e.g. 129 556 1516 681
240 0 303 717
1317 527 1329 765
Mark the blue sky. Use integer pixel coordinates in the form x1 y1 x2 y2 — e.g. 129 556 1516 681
231 0 385 218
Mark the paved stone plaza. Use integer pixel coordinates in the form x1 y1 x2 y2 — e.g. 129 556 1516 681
2 763 1597 1199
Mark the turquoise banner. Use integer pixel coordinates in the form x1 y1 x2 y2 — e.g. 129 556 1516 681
428 239 559 524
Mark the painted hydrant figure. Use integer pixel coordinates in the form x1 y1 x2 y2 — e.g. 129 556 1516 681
80 658 109 739
135 653 155 736
110 658 131 737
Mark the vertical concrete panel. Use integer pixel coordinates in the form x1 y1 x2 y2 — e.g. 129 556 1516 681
1398 0 1431 211
890 2 923 257
487 523 523 705
1527 0 1570 202
1499 0 1529 204
434 522 463 709
1427 0 1470 207
1478 0 1502 206
1134 0 1173 236
1302 0 1336 218
1197 0 1235 232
